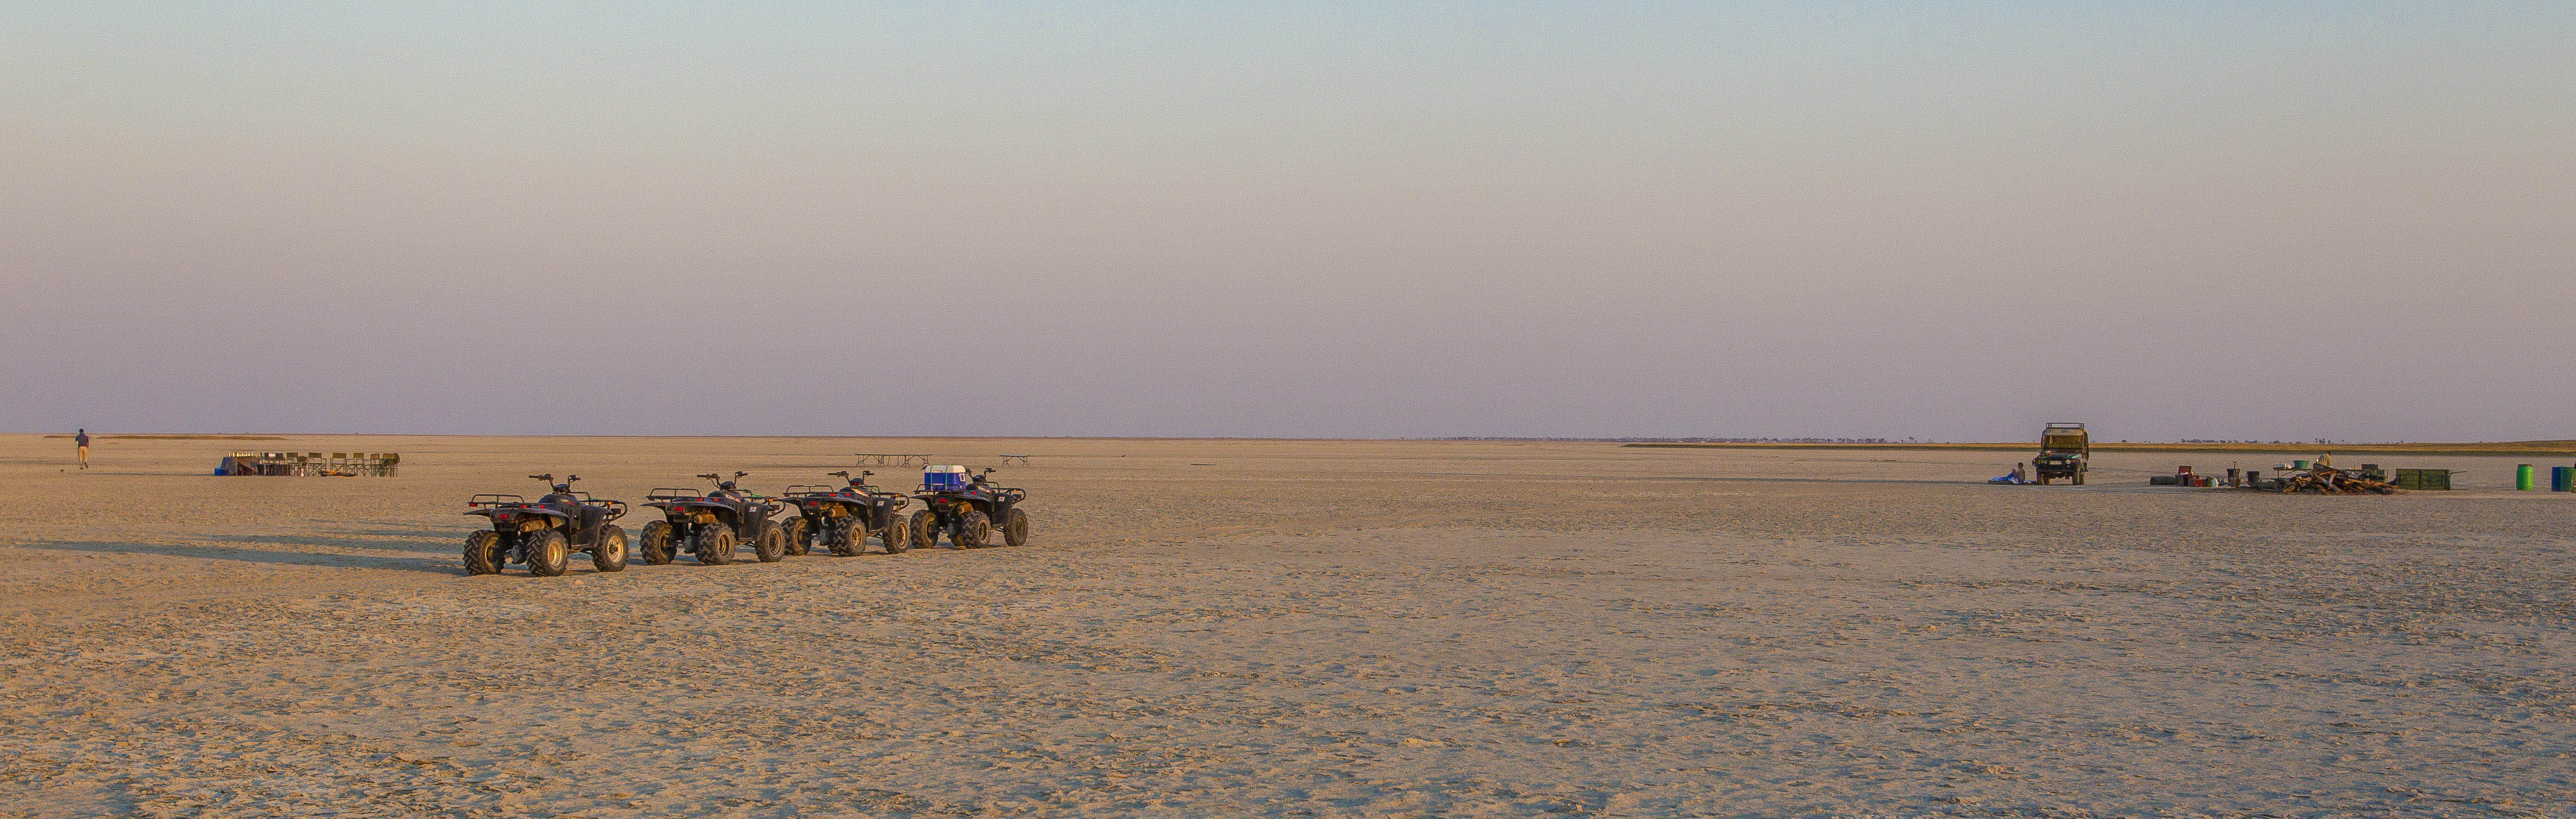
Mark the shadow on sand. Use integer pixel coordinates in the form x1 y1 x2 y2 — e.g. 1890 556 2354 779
202 532 453 554
23 538 460 574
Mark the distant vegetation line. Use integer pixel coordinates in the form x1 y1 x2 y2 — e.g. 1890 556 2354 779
1625 441 2576 456
40 434 290 441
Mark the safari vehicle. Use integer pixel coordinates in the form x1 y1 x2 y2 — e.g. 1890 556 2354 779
2034 423 2089 485
462 474 629 576
638 472 790 565
780 471 914 556
908 465 1031 549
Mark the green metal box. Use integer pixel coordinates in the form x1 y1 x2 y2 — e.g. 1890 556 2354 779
2393 468 2451 491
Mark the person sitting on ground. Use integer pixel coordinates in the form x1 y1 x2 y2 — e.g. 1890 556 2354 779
2010 462 2029 483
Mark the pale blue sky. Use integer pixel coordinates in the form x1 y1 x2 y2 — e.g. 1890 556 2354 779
5 3 2570 439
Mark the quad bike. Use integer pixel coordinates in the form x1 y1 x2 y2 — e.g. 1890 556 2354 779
638 472 791 565
462 474 630 576
908 466 1032 549
780 470 915 556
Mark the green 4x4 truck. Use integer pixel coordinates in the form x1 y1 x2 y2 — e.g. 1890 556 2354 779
2034 423 2088 485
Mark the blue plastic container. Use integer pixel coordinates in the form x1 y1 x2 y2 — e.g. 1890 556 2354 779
2554 465 2573 492
924 465 970 491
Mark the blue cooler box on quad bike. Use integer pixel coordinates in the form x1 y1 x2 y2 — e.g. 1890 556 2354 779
924 465 970 491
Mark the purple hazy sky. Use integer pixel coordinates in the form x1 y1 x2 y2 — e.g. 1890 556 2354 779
5 3 2570 440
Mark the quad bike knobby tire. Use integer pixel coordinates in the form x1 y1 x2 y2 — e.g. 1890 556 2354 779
780 516 810 557
638 520 676 565
463 531 504 575
693 524 737 566
753 523 787 563
879 517 911 554
910 510 944 550
590 524 629 573
826 518 862 557
954 511 992 548
523 530 571 577
1000 508 1030 548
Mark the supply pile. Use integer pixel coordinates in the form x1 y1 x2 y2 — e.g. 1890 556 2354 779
2272 465 2399 494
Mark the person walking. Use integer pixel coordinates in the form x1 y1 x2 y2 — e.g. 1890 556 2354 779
74 428 92 469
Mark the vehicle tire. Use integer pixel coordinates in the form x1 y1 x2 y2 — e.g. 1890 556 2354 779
910 510 944 550
694 524 736 565
880 517 911 554
524 530 570 577
590 524 629 573
754 525 787 563
639 520 676 565
826 518 862 556
781 516 810 556
463 531 504 575
1000 508 1030 548
954 511 991 548
2072 471 2086 486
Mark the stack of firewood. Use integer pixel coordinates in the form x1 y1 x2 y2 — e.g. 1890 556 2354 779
2274 466 2400 494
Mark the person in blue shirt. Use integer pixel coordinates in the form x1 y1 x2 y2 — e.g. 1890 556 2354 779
74 429 90 470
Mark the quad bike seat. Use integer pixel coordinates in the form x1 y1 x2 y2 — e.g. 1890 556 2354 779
535 492 607 531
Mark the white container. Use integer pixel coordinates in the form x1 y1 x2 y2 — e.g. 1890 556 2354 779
923 465 970 491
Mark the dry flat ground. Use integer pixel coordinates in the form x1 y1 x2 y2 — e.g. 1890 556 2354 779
3 435 2572 818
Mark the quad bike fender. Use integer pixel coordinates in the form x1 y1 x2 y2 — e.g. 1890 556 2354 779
467 506 572 523
788 497 852 515
666 499 744 517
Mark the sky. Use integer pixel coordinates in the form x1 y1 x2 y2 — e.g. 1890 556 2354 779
3 2 2570 441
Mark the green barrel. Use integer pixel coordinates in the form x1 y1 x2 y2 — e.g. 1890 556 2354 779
2516 464 2534 490
2292 460 2311 470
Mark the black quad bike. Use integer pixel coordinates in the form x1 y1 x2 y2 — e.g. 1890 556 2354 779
780 471 915 556
909 467 1032 549
462 474 630 576
638 472 791 566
